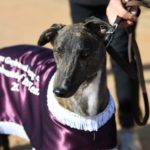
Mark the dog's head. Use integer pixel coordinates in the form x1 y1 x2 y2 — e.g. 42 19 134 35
38 17 110 98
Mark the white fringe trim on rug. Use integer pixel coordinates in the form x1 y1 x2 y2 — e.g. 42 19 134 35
47 74 115 132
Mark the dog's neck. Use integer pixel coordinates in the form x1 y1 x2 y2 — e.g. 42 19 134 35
56 66 109 117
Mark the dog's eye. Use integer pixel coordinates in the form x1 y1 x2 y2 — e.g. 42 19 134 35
54 47 64 58
80 49 89 58
57 47 61 52
100 24 107 34
55 47 64 53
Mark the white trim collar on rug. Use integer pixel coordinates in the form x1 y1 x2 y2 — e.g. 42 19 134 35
47 74 115 132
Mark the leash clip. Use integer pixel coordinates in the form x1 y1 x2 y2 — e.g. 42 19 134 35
105 17 121 47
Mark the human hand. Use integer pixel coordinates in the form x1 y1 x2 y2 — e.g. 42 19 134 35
106 0 139 27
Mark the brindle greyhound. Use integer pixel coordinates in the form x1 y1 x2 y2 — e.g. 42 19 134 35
0 17 117 150
38 16 117 149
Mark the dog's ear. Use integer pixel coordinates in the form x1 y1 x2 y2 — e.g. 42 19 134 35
38 24 65 46
84 16 111 35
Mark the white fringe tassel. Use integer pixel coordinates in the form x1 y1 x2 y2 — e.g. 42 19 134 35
47 74 115 132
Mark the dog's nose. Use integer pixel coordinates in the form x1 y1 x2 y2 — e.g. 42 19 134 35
53 87 68 97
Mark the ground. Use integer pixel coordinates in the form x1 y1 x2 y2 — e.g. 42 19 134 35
0 0 150 149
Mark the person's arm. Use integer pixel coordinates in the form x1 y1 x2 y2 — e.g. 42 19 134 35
106 0 139 27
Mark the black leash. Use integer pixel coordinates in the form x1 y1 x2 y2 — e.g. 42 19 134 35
105 0 149 126
131 37 149 125
105 17 137 80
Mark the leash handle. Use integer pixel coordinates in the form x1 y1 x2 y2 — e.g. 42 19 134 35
131 38 149 125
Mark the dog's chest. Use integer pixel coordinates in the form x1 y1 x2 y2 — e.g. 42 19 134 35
64 70 102 116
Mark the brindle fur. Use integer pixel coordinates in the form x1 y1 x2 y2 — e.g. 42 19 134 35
38 16 111 116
